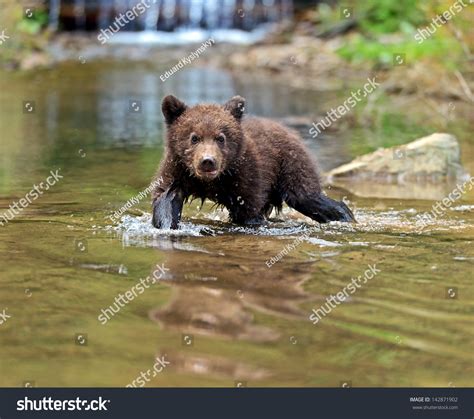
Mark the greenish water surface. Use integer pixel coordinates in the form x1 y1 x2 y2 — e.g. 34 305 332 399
0 61 473 387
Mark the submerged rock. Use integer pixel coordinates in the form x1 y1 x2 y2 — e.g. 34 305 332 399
328 133 466 182
326 133 469 199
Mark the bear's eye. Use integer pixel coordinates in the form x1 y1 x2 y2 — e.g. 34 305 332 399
216 133 226 144
190 134 200 144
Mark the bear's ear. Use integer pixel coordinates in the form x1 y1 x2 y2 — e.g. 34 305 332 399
224 96 246 121
162 95 187 126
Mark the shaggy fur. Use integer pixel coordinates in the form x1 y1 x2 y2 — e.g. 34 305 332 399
151 95 355 229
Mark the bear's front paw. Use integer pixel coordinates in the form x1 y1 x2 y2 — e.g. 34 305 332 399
152 190 182 230
234 215 266 228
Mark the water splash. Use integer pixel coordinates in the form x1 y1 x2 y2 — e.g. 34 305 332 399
110 205 472 245
112 213 208 237
450 205 474 212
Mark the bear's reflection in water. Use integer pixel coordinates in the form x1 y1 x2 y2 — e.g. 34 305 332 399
148 233 317 381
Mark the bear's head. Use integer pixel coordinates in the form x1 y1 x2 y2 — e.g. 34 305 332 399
162 95 246 182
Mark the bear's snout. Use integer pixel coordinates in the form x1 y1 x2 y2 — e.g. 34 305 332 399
200 157 217 172
196 155 220 180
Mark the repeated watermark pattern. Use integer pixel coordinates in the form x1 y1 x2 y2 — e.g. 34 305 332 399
265 231 311 267
109 176 163 223
309 76 380 138
160 38 215 82
309 264 381 325
0 308 12 325
414 0 472 44
98 263 169 325
75 333 88 346
126 355 170 388
414 175 474 232
98 0 159 44
0 169 63 227
182 334 194 347
0 29 9 45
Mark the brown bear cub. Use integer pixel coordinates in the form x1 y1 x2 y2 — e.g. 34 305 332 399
151 95 355 229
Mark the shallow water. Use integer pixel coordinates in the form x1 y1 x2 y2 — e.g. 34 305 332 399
0 61 473 387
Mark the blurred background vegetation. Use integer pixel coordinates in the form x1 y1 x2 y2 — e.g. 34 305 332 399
1 0 472 156
0 0 472 73
0 0 51 69
312 0 472 70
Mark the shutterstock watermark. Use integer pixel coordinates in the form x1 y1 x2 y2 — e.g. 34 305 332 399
97 0 158 44
17 397 109 412
414 0 472 44
309 76 380 138
160 38 215 82
0 29 9 45
309 263 381 325
414 175 474 232
126 355 170 387
109 176 163 223
98 263 169 325
0 308 12 326
0 169 63 227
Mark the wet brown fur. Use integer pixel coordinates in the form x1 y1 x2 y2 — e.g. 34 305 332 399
152 95 354 229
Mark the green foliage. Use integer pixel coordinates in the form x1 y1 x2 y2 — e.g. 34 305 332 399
357 0 426 35
0 4 51 68
316 0 427 35
337 34 463 68
17 9 49 35
315 0 468 69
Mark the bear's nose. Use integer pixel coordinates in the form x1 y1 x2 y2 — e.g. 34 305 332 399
200 157 217 172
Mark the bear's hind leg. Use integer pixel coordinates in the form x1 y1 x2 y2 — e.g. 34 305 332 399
278 142 355 223
286 192 355 223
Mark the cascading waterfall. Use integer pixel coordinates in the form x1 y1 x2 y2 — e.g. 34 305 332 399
48 0 61 30
221 0 236 29
188 0 204 28
97 0 111 29
47 0 293 43
203 0 219 30
143 0 161 30
241 0 255 30
264 0 283 22
114 0 128 28
160 0 177 31
73 0 86 29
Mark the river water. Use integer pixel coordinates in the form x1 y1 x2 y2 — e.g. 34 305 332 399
0 60 473 387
